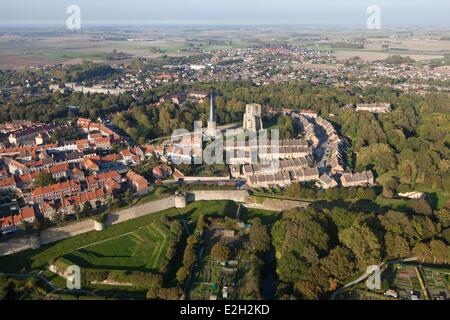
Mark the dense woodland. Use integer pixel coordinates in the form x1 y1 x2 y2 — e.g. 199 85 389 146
245 204 450 300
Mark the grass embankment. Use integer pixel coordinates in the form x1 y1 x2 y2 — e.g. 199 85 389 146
0 200 277 274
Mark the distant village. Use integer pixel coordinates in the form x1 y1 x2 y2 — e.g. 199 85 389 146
2 45 450 106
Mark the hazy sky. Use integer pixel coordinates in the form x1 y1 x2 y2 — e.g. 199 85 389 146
1 0 449 27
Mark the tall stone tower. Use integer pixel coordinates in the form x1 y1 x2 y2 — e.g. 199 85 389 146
243 103 263 132
207 92 217 137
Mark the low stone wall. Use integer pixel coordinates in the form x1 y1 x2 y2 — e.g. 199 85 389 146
0 192 308 257
182 176 231 182
186 190 249 203
245 197 309 212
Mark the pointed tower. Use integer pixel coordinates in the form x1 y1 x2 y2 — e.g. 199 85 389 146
207 92 217 137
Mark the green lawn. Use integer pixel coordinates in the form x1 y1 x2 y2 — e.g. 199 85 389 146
240 207 281 225
0 200 279 275
63 222 172 272
414 186 449 210
373 196 409 211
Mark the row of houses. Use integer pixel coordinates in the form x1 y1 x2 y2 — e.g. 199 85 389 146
8 124 59 146
0 206 36 234
294 114 320 147
77 118 121 142
29 168 149 219
315 117 345 173
340 170 375 187
246 167 320 188
356 103 392 113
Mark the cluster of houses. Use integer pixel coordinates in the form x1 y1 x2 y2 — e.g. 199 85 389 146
340 171 375 187
230 108 374 190
0 118 158 233
355 103 392 113
49 83 127 96
7 123 59 146
0 101 379 233
225 138 313 165
315 117 345 173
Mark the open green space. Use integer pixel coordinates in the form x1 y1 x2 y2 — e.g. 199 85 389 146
0 200 277 275
63 222 172 272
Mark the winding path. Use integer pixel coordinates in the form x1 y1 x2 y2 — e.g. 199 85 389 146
329 257 418 300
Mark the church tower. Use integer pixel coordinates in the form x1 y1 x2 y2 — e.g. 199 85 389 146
243 103 263 132
207 92 217 137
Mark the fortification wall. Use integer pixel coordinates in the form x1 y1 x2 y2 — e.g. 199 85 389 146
186 190 249 203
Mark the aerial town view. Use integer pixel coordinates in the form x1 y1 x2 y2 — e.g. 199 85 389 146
0 0 449 311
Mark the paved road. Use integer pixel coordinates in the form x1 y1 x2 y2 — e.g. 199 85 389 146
0 196 175 257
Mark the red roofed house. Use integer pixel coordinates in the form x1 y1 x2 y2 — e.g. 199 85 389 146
0 176 17 191
81 158 100 171
31 180 81 203
39 201 58 219
144 145 155 157
0 206 36 233
16 171 40 188
126 170 150 194
152 165 173 180
70 168 85 181
92 137 111 150
47 163 70 180
61 188 109 215
120 149 135 165
77 118 92 130
87 171 122 190
6 158 30 175
97 171 121 186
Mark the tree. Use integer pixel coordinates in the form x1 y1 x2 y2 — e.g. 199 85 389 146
379 210 417 242
272 209 329 257
384 233 411 259
82 202 93 216
294 279 321 300
20 221 32 234
277 250 308 283
176 267 190 283
429 240 449 264
412 215 439 240
413 243 433 263
195 214 208 234
211 242 231 262
435 207 450 229
294 264 329 299
249 218 271 254
147 287 182 300
408 199 433 216
356 143 397 175
382 187 395 199
73 205 81 221
34 172 56 187
320 246 357 282
277 115 298 139
339 222 381 270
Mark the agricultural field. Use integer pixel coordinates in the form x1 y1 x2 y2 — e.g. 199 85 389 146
382 264 450 300
420 267 450 300
63 222 173 272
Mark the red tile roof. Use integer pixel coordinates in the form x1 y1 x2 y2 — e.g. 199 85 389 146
0 176 17 188
31 180 80 197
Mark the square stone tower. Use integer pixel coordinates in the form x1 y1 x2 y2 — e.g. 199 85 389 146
243 103 263 132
